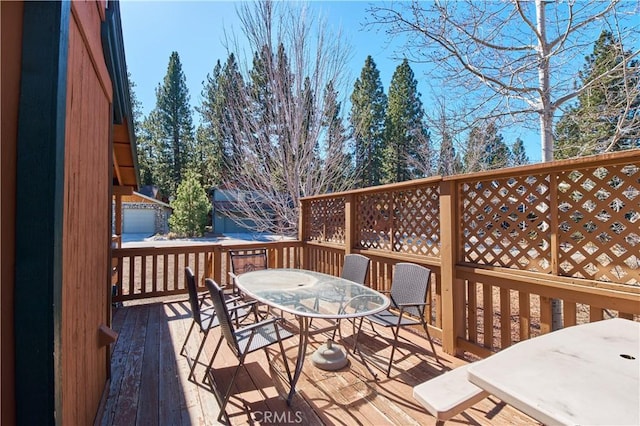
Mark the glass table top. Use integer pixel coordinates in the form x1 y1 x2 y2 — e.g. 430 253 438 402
235 268 390 319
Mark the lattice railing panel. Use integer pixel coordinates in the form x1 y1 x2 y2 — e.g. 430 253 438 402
393 186 441 256
557 163 639 285
356 185 441 256
356 192 393 250
304 197 345 244
460 174 552 272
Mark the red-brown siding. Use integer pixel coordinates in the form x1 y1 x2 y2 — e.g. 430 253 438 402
61 2 112 424
0 2 23 424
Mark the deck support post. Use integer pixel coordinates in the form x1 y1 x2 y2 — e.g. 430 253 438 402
440 180 465 355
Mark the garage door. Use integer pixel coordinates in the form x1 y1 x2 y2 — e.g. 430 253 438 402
123 208 156 234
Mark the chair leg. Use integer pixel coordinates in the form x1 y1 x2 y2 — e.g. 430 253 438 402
351 317 364 354
204 335 224 384
386 323 402 377
422 318 440 363
189 329 209 382
180 320 196 356
276 332 293 384
217 357 246 423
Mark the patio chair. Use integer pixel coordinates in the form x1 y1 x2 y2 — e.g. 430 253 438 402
203 278 293 423
180 267 252 382
327 253 371 336
341 253 370 284
354 262 440 377
228 248 268 295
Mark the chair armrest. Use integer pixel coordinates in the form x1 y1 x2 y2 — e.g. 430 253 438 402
223 295 243 304
237 316 281 333
397 301 429 308
227 300 258 312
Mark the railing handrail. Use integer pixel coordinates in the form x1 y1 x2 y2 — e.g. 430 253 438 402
300 149 640 201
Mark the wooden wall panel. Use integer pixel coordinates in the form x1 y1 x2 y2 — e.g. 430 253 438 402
61 3 111 424
1 3 23 424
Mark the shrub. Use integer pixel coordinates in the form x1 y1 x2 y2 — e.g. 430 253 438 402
169 172 211 237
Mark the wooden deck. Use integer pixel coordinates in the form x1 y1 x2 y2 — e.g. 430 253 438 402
99 299 538 425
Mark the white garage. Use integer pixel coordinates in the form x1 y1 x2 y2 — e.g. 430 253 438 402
123 208 156 234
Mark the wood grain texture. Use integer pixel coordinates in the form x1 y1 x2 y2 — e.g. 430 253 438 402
61 3 111 423
99 300 539 426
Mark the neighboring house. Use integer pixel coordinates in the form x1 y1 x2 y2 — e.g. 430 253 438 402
1 1 138 424
211 188 272 234
117 191 172 235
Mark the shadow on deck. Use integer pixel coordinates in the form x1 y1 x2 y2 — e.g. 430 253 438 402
99 299 537 425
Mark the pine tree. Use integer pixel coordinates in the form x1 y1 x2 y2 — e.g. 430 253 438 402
128 73 153 185
350 56 387 188
438 132 459 176
382 59 429 183
510 138 529 166
169 171 211 237
463 122 509 172
555 31 640 159
483 125 510 170
193 124 222 191
152 52 195 197
138 110 173 196
198 54 245 188
322 80 353 188
211 1 354 235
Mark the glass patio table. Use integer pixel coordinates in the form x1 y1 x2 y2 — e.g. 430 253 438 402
235 268 390 405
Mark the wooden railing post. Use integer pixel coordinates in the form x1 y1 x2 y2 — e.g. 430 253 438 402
299 200 309 269
344 194 355 255
440 180 465 355
213 245 222 285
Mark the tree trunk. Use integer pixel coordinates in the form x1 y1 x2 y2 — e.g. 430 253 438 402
536 0 563 330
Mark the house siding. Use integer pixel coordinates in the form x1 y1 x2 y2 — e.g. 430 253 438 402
61 2 112 424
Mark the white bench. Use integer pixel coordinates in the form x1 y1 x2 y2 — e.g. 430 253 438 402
413 364 489 424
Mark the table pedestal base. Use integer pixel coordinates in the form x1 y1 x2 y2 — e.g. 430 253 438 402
311 339 348 371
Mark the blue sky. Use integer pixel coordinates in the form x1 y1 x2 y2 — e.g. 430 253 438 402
120 1 544 162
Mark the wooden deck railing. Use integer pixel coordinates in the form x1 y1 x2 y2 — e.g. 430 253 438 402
111 150 640 358
111 241 304 302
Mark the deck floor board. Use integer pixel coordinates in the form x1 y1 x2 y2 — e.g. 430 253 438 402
100 300 538 425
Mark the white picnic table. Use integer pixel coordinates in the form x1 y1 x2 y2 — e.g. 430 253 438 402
467 318 640 425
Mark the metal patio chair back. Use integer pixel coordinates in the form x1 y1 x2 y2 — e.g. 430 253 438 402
204 278 293 422
355 262 440 377
341 253 370 284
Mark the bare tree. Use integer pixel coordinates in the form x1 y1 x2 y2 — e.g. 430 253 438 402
218 1 354 236
368 0 639 162
424 96 470 176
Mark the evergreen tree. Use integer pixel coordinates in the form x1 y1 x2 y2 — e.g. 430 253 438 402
128 73 153 185
382 59 429 183
438 132 459 176
321 80 353 188
151 52 195 197
212 1 354 235
463 122 509 172
483 126 510 170
555 30 640 159
198 54 245 188
193 124 222 190
168 171 211 237
138 110 173 196
510 138 529 166
463 127 486 173
350 56 387 187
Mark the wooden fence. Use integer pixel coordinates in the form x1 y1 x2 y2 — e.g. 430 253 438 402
112 241 304 302
112 150 640 357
